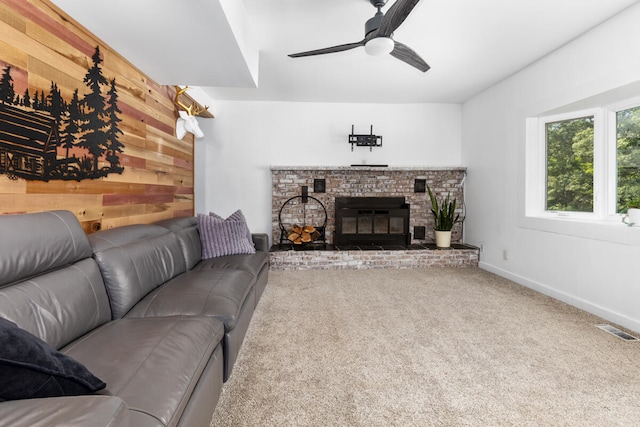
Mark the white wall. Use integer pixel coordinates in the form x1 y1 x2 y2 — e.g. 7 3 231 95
462 4 640 331
195 101 462 239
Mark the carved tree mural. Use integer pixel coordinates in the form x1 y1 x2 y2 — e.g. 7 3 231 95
0 46 124 181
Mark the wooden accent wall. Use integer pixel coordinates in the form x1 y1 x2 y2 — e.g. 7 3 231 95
0 0 205 233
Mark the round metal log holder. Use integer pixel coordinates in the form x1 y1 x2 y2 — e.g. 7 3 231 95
278 195 327 248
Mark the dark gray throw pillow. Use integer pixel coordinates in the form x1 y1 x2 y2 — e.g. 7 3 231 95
0 317 106 402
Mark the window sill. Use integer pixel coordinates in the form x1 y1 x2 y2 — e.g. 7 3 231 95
519 215 639 246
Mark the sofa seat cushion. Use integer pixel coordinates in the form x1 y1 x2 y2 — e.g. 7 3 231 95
125 270 255 332
192 251 268 278
0 395 130 427
61 316 224 427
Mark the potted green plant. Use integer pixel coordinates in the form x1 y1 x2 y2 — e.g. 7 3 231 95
427 185 461 248
623 198 640 227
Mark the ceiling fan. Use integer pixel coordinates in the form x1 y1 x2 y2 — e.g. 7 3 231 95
288 0 430 72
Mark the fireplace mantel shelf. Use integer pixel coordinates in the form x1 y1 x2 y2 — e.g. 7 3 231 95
271 166 466 172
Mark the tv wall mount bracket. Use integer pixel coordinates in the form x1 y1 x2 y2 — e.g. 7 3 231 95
349 125 382 151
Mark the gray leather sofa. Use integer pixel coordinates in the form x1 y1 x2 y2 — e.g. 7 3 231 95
0 211 268 426
90 216 269 381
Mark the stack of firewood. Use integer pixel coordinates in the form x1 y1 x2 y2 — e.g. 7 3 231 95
287 224 321 244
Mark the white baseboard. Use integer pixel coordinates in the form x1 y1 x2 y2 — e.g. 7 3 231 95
479 261 640 333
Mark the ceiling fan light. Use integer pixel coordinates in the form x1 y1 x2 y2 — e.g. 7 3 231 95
364 37 394 56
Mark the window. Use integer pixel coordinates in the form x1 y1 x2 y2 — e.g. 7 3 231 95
530 99 640 222
545 116 594 212
615 105 640 213
523 88 640 244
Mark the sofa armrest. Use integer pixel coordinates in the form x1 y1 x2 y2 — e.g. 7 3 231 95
252 233 269 253
0 396 130 427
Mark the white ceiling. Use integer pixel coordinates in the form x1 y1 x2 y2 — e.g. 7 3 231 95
51 0 259 89
52 0 640 104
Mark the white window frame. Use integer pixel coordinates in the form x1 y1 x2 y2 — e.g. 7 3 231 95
522 91 640 246
528 108 604 220
606 97 640 216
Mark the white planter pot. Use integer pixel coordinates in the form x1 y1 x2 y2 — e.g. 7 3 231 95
435 230 452 248
623 208 640 227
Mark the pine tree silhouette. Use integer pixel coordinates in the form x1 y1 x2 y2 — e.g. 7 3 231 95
23 88 31 108
105 78 124 173
79 46 109 175
0 66 15 104
60 89 81 173
48 82 64 122
37 91 46 110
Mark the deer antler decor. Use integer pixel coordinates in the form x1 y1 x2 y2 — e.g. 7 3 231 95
174 86 209 116
174 86 209 139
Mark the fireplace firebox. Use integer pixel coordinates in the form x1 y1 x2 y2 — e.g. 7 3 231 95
334 197 410 247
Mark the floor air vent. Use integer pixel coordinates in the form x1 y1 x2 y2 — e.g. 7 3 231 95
595 324 639 341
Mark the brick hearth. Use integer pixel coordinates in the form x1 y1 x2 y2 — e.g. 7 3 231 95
269 244 480 271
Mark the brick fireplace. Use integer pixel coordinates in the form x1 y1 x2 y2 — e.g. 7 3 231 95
271 166 467 247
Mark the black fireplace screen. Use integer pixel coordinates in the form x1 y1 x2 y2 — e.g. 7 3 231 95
334 197 410 246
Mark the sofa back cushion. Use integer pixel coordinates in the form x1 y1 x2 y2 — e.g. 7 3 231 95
0 211 111 349
154 216 202 270
88 224 187 319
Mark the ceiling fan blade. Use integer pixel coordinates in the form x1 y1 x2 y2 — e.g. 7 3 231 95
390 41 430 72
377 0 421 37
289 40 365 58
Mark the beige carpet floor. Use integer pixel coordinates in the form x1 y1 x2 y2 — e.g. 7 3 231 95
211 268 640 426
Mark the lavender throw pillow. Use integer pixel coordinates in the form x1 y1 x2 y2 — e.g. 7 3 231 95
210 209 253 245
198 214 256 259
